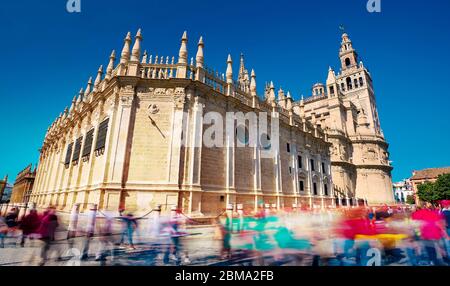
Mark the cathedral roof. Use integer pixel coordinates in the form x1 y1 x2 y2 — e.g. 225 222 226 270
411 167 450 180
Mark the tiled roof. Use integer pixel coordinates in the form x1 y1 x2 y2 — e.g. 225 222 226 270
411 167 450 180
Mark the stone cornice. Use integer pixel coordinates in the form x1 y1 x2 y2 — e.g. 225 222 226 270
350 135 389 148
355 164 393 172
331 160 357 171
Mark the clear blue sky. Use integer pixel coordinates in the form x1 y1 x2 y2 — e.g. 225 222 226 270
0 0 449 183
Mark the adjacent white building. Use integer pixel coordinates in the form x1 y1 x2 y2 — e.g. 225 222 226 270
393 179 413 204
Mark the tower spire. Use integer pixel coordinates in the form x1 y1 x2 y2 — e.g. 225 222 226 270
277 87 286 108
84 78 92 98
238 53 245 78
226 54 233 83
141 50 148 64
250 69 258 108
94 65 103 92
196 36 204 68
130 29 142 62
286 91 294 125
120 32 132 65
178 31 188 64
105 50 115 81
339 31 358 70
237 53 250 91
77 88 84 104
267 81 276 105
70 95 77 112
250 69 257 96
286 91 293 110
326 66 338 98
226 54 234 96
278 87 285 100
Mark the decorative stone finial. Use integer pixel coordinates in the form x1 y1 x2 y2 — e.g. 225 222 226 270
141 50 148 64
267 81 276 104
178 31 188 64
130 29 142 62
226 54 233 84
250 69 257 96
105 50 116 80
238 53 245 77
326 66 336 84
94 66 103 90
196 36 204 68
120 32 132 65
84 77 92 97
76 88 84 104
286 91 293 111
278 87 285 100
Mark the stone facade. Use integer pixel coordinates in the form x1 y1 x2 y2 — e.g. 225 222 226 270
10 164 36 203
30 29 391 215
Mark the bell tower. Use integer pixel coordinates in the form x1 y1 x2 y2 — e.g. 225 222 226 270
335 32 382 136
334 32 394 205
339 33 359 71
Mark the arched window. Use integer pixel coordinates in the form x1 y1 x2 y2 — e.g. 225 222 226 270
359 77 364 87
345 58 351 67
341 83 345 91
354 78 359 88
346 77 353 90
329 86 335 96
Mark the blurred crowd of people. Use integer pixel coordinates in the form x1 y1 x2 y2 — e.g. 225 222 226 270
0 205 193 266
215 201 450 266
0 206 59 265
0 202 449 266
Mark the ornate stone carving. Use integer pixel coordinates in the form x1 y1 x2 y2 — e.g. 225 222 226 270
120 85 134 94
147 104 160 115
173 87 186 109
154 88 166 96
381 151 388 165
136 86 152 94
365 147 377 160
166 88 174 95
338 144 348 160
120 95 133 107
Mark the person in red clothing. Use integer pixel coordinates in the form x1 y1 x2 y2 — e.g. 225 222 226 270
37 207 59 265
333 208 380 265
18 209 40 247
412 206 446 265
